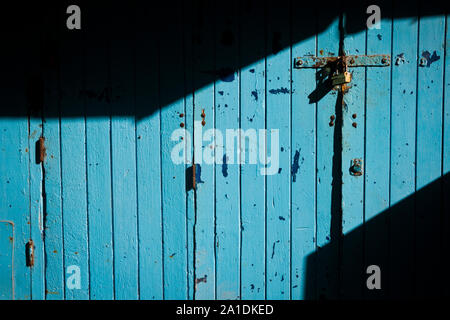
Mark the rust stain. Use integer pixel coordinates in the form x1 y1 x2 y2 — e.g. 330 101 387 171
38 137 46 163
8 236 13 243
45 290 59 295
195 275 207 284
26 240 35 267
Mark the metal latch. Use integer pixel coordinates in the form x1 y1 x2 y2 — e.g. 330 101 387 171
294 54 391 69
26 239 35 267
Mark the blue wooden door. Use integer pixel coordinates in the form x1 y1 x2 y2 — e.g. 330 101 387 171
0 1 449 300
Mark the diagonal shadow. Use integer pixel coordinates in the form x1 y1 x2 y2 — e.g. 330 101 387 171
0 0 447 118
304 172 450 299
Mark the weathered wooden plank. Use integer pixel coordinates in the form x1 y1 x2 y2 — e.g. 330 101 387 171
389 2 418 298
415 10 445 298
41 4 64 300
59 1 89 299
340 11 366 299
134 1 164 301
192 0 216 299
84 2 114 300
291 3 317 300
363 3 392 299
109 2 139 300
240 0 266 300
443 13 450 298
159 0 188 300
214 0 240 300
265 0 291 300
315 8 340 300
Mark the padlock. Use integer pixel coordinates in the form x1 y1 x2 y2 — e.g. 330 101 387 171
331 71 352 86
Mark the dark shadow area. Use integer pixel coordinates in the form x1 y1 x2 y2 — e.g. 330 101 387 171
0 0 447 118
305 172 450 299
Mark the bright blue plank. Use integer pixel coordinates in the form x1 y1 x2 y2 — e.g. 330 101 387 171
109 2 139 300
291 5 316 300
364 4 392 299
389 3 418 298
265 0 291 299
59 19 89 300
183 0 196 300
135 2 163 300
214 0 240 300
315 10 340 300
0 222 14 300
415 11 445 298
240 0 266 300
159 0 188 300
84 2 114 300
192 0 216 300
340 13 366 299
0 26 32 300
444 14 450 297
41 6 64 299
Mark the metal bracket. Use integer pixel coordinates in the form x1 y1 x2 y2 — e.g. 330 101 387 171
294 54 390 69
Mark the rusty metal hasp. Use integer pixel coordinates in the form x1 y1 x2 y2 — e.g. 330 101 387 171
294 54 390 69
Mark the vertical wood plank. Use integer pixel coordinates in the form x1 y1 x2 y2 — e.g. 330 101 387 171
340 11 366 299
315 8 340 300
240 0 266 300
0 7 33 299
265 0 291 300
291 4 317 300
363 2 392 299
183 0 196 300
389 2 418 298
415 8 445 298
159 0 189 300
135 1 164 300
41 4 64 300
109 1 139 300
84 2 114 300
214 0 240 300
59 1 89 300
192 0 216 299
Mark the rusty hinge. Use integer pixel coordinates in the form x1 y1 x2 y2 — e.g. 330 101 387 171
294 54 390 69
37 137 46 164
26 239 35 267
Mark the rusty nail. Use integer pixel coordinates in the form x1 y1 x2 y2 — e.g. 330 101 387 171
330 115 335 121
329 121 334 127
180 123 185 128
381 57 387 64
179 113 184 118
349 58 355 65
201 120 206 126
352 113 357 119
352 122 357 128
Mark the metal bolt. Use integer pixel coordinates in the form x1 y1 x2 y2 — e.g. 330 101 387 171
296 59 303 67
349 58 355 65
419 57 427 67
381 57 388 64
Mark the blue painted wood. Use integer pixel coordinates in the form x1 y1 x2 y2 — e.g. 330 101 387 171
265 0 291 300
315 9 340 300
159 0 188 300
291 5 317 300
389 2 418 298
59 13 89 299
84 2 114 300
443 14 450 297
109 2 139 300
0 29 32 299
415 11 445 298
340 12 366 299
192 0 216 299
0 222 14 300
240 0 266 300
183 0 196 301
135 2 164 300
41 6 64 299
364 4 392 299
214 0 240 300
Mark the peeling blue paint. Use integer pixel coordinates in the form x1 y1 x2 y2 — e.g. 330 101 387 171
222 154 228 178
422 50 440 67
292 150 300 182
195 164 204 184
269 87 290 94
251 90 258 101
